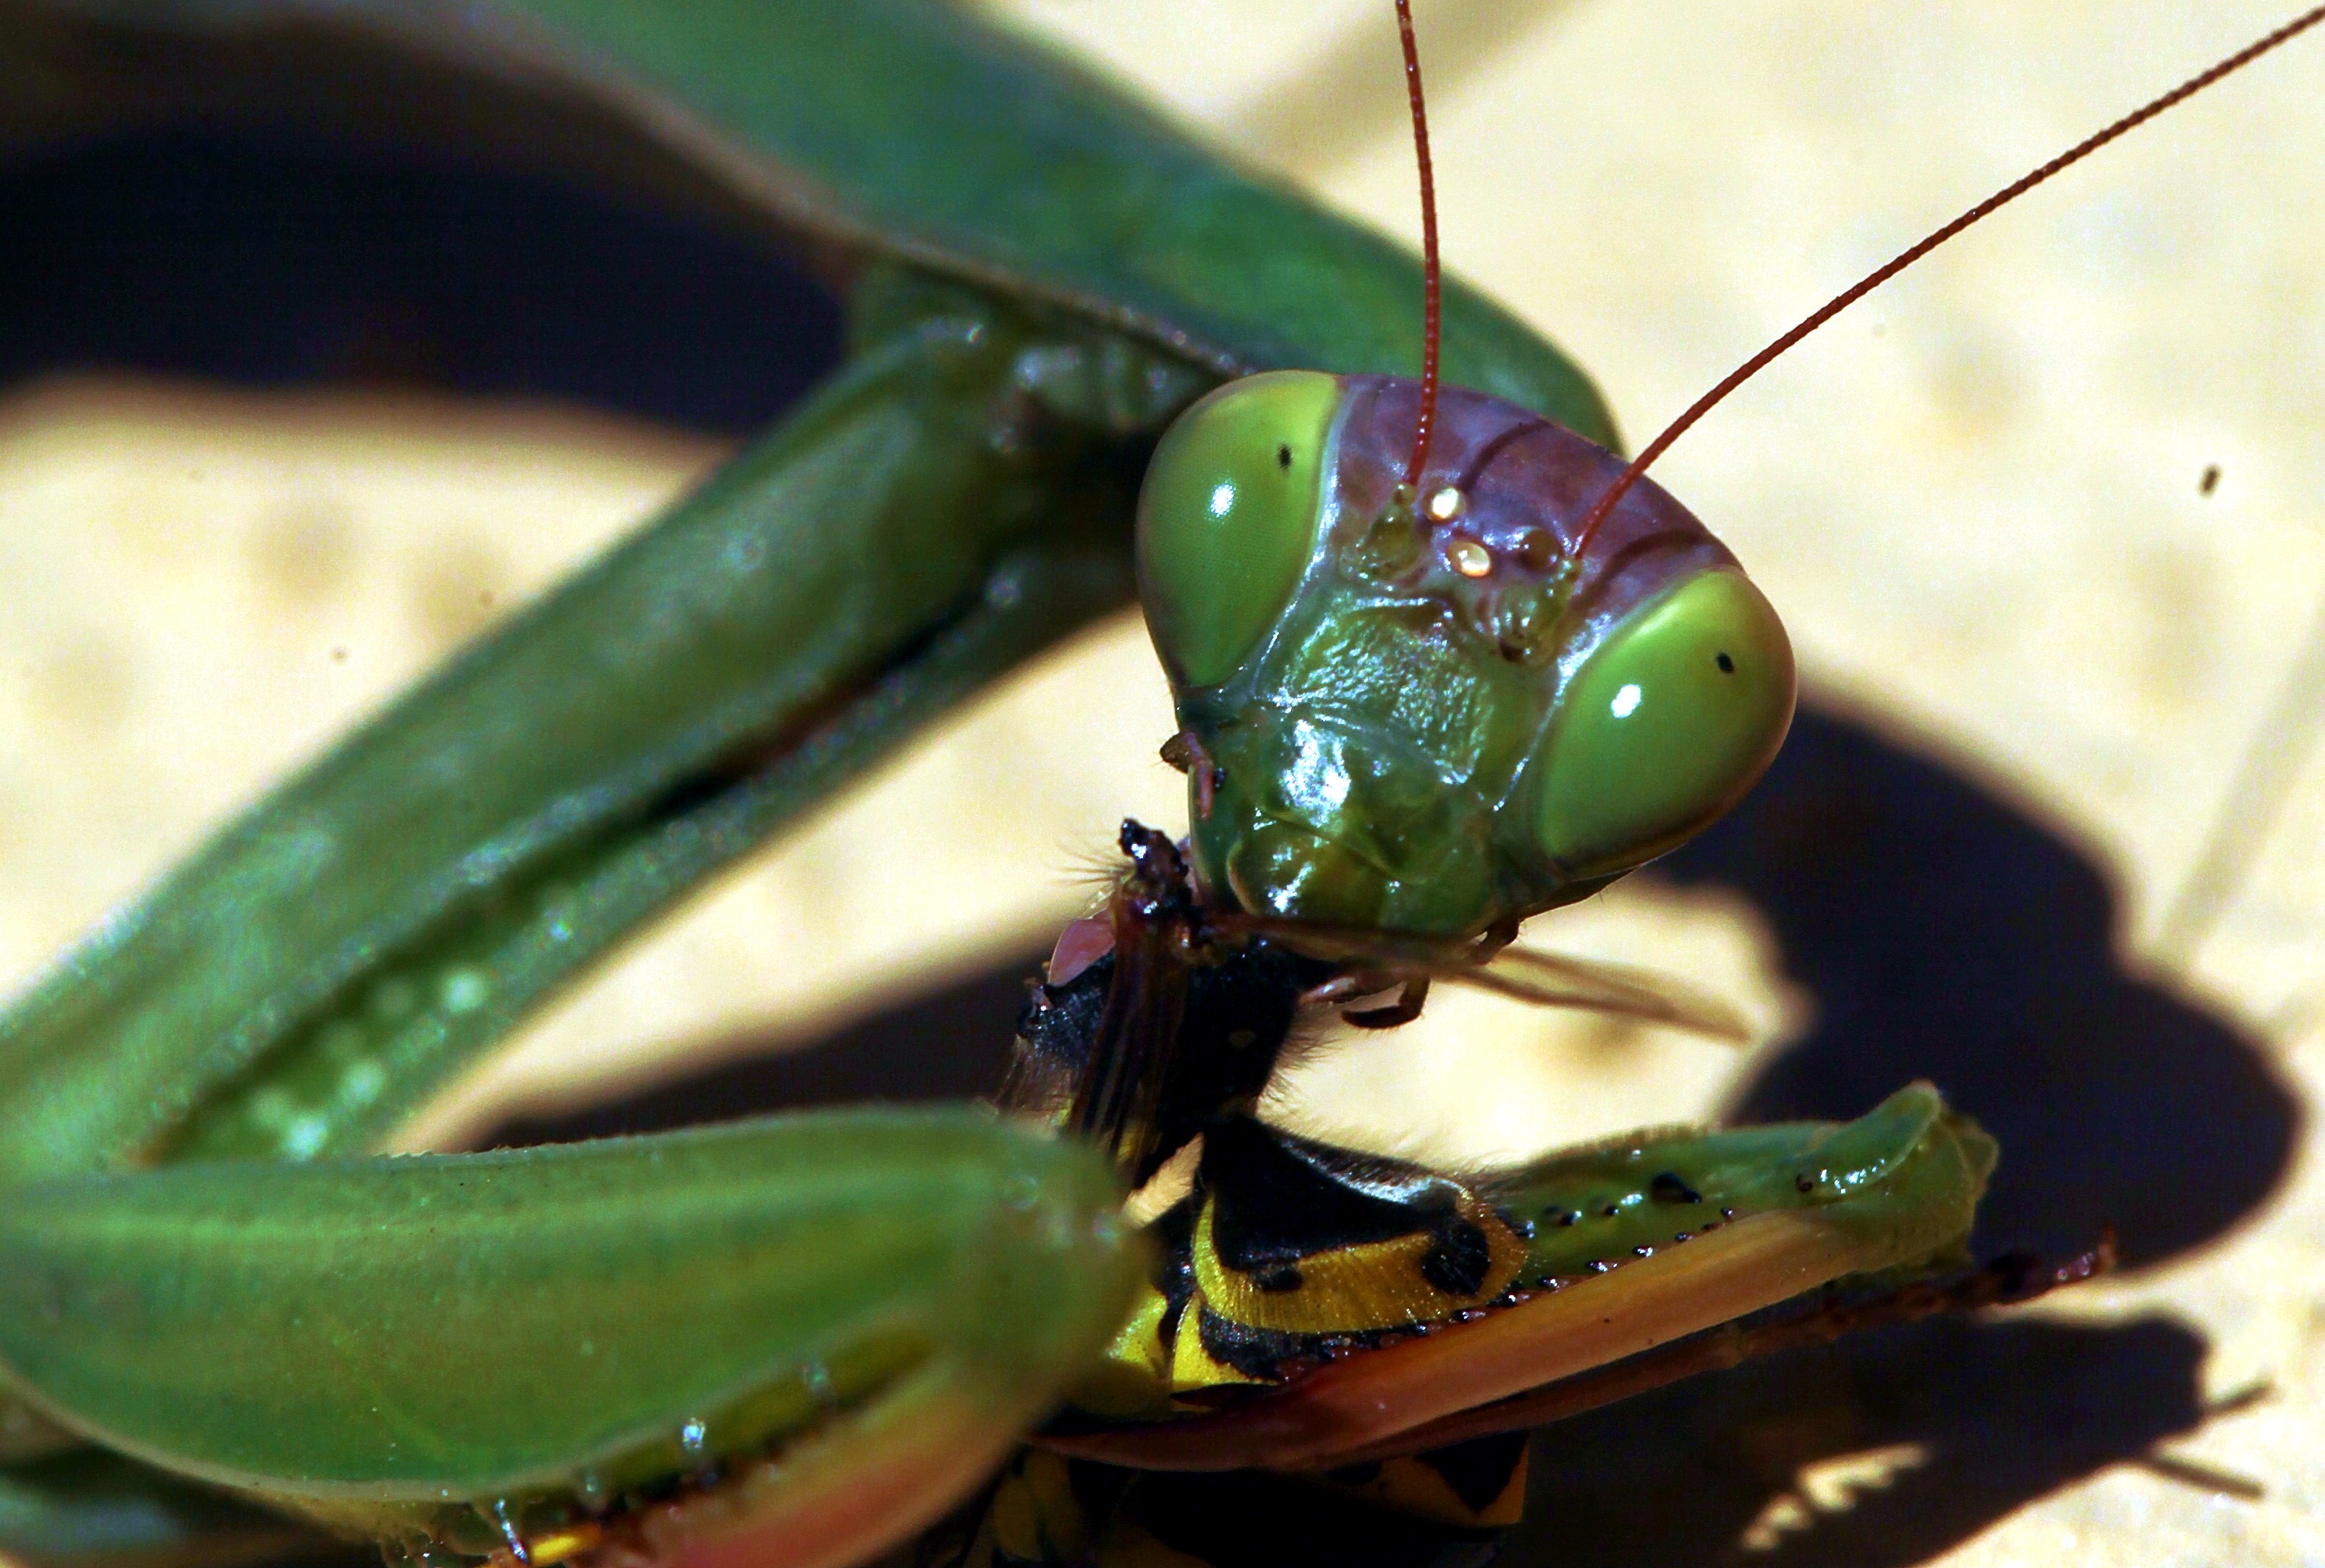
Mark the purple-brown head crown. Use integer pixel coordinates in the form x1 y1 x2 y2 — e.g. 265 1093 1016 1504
1332 377 1740 673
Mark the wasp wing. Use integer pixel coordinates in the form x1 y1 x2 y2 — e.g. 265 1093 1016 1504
1213 916 1751 1041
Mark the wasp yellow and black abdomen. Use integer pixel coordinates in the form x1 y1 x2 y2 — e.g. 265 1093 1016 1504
1063 1117 1536 1420
1188 1118 1531 1343
987 835 1997 1556
969 1089 2000 1565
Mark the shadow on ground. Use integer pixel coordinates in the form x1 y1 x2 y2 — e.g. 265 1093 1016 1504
1662 704 2301 1270
1501 1313 2212 1567
0 129 841 432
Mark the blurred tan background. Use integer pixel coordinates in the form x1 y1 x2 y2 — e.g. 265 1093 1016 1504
2 0 2323 1561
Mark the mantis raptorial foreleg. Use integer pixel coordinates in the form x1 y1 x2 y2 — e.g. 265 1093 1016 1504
0 267 1197 1567
0 265 1204 1185
0 1110 1143 1568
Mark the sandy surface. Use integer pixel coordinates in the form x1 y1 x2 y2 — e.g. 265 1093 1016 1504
1 0 2322 1561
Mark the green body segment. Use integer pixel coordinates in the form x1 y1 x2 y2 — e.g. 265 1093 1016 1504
467 0 1610 420
0 269 1160 1183
0 1109 1140 1548
1498 1083 1992 1279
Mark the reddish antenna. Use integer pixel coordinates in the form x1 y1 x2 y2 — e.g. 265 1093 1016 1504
1396 0 1441 494
1567 3 2325 561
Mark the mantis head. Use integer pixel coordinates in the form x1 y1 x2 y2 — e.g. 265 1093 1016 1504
1136 368 1793 935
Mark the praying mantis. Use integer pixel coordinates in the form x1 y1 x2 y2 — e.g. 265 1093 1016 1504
4 0 2325 1561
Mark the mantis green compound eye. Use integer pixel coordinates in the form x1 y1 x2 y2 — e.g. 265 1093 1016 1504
1137 370 1341 687
1533 568 1795 878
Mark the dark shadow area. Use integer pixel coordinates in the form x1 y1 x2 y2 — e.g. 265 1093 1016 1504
1658 704 2301 1268
488 956 1037 1146
1500 1313 2213 1567
0 128 843 432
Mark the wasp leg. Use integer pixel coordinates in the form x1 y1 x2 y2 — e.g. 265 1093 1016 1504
911 1449 1119 1568
1158 733 1224 820
1314 1431 1530 1531
1293 970 1406 1015
1343 976 1432 1030
1296 973 1369 1007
